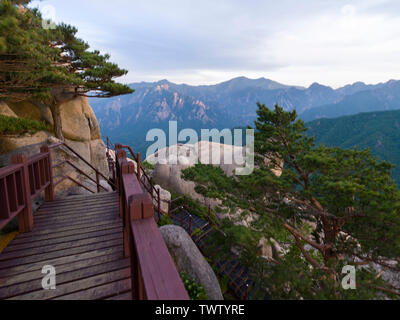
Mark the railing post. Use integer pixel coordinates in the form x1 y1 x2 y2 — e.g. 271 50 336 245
96 172 100 193
208 204 211 224
180 205 184 227
121 161 135 258
188 214 192 235
116 149 127 219
128 193 154 300
150 177 154 199
11 154 33 233
157 188 161 222
137 152 141 182
40 146 54 202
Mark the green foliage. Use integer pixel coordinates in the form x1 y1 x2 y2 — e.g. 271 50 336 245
250 103 400 298
0 115 49 134
0 1 133 101
180 272 208 300
182 164 237 200
219 274 230 294
0 1 133 139
182 102 400 299
157 214 173 227
307 109 400 185
142 161 155 171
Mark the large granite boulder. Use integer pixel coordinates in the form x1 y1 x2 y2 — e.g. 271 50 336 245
159 225 224 300
60 96 101 141
0 97 109 198
147 141 280 209
0 101 17 118
153 184 171 214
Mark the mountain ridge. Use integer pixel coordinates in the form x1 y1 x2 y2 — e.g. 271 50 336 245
90 76 400 154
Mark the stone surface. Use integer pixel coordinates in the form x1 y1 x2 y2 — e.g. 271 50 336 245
159 225 224 300
148 141 281 212
0 131 51 156
0 101 18 118
153 184 171 214
90 139 109 178
60 96 101 141
0 97 109 198
6 100 43 122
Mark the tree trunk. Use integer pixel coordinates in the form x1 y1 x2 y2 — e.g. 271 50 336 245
49 102 64 140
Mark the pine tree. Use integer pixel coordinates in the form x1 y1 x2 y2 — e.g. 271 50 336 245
182 103 400 298
0 0 133 139
250 103 400 298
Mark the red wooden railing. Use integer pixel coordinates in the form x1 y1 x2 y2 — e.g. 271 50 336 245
0 146 53 232
107 138 162 220
50 141 116 193
115 148 189 300
0 141 189 300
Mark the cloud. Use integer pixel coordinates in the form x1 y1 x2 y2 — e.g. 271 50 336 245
30 0 400 87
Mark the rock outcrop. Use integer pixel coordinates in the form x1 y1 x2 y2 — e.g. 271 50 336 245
0 97 109 197
147 141 281 209
159 225 224 300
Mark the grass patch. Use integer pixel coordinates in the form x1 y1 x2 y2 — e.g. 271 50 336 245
180 272 208 300
181 164 237 200
157 214 173 227
0 115 50 135
142 161 155 171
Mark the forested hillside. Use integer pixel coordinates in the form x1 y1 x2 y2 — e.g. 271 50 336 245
307 109 400 184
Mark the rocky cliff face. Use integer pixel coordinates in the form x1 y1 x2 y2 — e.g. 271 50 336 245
0 97 109 197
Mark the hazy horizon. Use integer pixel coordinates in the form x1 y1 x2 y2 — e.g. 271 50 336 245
124 76 398 89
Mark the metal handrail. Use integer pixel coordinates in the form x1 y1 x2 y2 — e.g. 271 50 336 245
49 141 116 191
109 140 162 218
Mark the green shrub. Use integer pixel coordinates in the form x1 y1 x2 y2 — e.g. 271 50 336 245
157 214 173 227
181 164 236 200
191 228 203 237
219 274 230 294
180 272 208 300
142 161 155 171
0 115 50 135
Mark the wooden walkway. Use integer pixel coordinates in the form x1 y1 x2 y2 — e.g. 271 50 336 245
0 192 132 300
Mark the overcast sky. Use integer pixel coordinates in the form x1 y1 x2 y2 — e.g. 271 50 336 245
31 0 400 88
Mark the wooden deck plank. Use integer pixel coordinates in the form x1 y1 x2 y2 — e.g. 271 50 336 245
54 278 131 300
0 246 123 278
0 238 123 269
33 207 119 223
38 195 119 206
0 258 130 299
32 213 119 229
106 291 132 300
35 202 120 215
8 268 131 300
3 227 122 254
0 232 122 261
37 192 118 205
0 192 131 300
11 219 122 242
0 252 124 288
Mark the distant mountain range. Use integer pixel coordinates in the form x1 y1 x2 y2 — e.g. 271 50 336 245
90 77 400 154
307 109 400 185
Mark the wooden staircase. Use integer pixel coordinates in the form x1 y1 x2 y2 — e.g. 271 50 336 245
0 140 189 300
0 192 132 300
